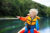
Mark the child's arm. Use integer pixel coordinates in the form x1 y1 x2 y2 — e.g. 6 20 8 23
16 16 27 21
19 17 27 21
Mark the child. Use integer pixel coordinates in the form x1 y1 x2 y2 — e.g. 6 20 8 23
17 9 40 33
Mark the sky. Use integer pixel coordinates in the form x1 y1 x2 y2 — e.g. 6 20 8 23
32 0 50 7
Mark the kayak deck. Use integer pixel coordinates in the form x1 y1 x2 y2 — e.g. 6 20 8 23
18 27 40 33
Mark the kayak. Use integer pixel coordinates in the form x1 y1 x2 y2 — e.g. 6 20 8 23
20 29 39 33
18 27 40 33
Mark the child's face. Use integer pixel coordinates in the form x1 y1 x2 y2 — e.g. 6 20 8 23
29 11 37 17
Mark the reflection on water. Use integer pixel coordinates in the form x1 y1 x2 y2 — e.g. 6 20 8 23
0 17 50 33
39 17 50 33
40 27 50 33
39 17 50 29
0 19 24 33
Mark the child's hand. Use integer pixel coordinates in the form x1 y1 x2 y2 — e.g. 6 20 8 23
16 16 20 19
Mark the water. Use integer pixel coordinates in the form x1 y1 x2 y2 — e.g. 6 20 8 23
0 19 24 33
39 17 50 33
0 17 50 33
40 27 50 33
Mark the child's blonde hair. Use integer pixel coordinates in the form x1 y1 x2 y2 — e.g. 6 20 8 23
29 9 38 14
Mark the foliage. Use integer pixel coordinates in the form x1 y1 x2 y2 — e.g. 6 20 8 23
0 0 49 17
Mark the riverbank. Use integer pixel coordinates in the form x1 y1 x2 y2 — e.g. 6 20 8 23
0 18 18 20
